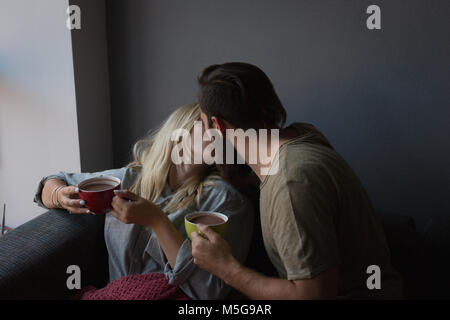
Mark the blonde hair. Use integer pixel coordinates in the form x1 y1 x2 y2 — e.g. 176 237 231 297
128 103 218 212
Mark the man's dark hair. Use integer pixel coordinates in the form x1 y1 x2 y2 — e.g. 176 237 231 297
197 62 286 129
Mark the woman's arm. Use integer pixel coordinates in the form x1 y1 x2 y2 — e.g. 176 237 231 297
41 178 66 209
109 182 255 300
110 190 184 268
41 179 89 214
35 167 132 213
151 216 185 268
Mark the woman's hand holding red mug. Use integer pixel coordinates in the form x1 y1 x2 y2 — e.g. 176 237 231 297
57 185 90 214
42 179 89 214
110 190 165 227
55 186 90 214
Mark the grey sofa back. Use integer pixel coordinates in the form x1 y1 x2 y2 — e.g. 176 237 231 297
0 210 108 299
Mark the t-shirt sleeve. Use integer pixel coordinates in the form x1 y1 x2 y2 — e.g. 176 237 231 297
270 165 340 280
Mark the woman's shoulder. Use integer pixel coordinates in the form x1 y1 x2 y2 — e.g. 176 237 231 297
124 164 142 175
199 176 253 213
121 165 142 187
202 176 243 198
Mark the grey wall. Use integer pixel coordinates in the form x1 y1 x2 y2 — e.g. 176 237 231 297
106 0 450 225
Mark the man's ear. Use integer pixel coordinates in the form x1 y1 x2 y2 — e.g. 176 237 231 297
211 116 227 137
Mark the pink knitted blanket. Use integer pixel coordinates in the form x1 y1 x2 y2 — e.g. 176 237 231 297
73 273 190 300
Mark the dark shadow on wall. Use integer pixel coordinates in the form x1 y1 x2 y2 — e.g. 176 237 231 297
104 0 450 225
70 0 114 172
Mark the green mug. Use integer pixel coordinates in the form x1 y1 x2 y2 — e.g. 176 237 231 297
185 211 229 240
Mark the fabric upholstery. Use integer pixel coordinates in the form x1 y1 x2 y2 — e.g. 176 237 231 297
0 210 108 299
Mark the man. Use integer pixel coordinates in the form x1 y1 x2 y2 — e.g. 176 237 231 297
190 62 403 299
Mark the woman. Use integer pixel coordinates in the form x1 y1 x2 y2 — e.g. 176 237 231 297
34 103 254 300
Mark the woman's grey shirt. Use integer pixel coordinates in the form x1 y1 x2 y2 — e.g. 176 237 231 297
34 167 254 300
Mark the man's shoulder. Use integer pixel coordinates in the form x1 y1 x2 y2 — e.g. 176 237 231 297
278 144 327 180
261 123 343 192
286 122 333 149
262 143 341 199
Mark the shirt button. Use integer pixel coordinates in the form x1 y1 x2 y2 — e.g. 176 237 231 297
134 259 139 264
145 227 150 232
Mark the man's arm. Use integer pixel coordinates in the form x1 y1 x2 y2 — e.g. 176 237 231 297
191 225 339 300
223 257 338 299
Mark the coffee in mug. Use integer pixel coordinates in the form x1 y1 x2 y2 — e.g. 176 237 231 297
78 176 121 214
185 211 228 240
188 214 225 225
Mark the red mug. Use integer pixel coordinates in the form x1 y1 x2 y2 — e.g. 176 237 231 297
78 176 121 214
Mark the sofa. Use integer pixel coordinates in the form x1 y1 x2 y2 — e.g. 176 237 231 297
0 209 448 299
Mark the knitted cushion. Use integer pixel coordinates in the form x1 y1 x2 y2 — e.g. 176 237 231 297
74 273 190 300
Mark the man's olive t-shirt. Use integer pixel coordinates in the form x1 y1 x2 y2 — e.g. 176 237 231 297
260 123 402 299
